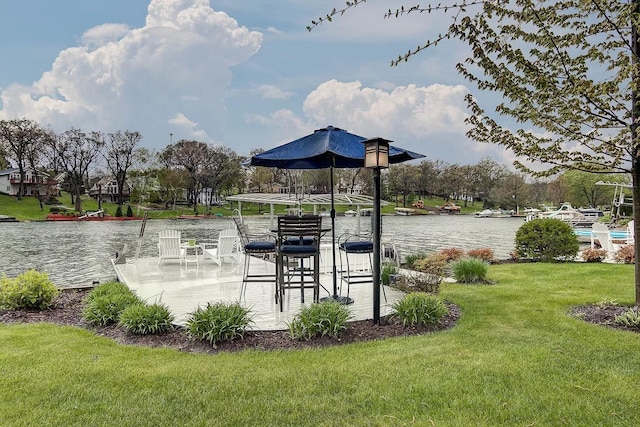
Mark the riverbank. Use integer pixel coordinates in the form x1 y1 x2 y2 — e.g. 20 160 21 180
0 193 483 222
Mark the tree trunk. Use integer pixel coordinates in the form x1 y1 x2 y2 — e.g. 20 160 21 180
75 188 82 212
117 180 125 208
632 1 640 306
633 163 640 307
16 168 25 201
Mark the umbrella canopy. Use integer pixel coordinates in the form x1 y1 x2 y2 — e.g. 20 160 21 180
245 126 424 169
245 125 425 303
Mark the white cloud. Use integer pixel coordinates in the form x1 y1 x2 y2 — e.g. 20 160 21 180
301 79 470 140
0 0 262 142
81 24 130 48
248 79 491 162
257 84 294 100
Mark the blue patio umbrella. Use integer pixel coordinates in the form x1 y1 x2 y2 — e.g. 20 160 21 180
245 126 425 303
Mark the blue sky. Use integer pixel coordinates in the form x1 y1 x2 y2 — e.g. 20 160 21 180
0 0 513 166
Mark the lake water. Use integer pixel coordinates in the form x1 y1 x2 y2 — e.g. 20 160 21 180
0 214 524 288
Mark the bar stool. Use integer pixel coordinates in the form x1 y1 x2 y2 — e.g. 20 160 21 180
338 232 387 301
232 217 276 299
275 215 322 311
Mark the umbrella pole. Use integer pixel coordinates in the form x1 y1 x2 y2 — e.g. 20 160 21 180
321 165 353 305
331 166 338 296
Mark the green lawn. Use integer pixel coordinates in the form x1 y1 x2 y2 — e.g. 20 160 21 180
1 263 639 426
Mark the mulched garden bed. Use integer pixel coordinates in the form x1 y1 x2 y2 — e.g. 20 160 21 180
570 304 640 334
0 288 461 354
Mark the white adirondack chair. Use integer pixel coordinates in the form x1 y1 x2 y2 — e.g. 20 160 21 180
590 222 610 249
203 228 239 266
592 228 622 261
626 220 635 245
158 230 184 265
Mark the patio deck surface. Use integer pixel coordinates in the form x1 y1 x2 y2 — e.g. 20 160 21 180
112 254 404 331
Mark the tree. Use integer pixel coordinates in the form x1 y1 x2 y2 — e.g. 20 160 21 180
160 140 208 213
201 145 240 207
0 119 53 201
563 170 624 208
157 167 188 209
0 138 8 169
311 0 640 304
547 175 570 208
50 129 104 212
440 164 469 203
127 147 160 211
416 159 446 200
468 158 509 208
492 171 530 212
102 130 142 208
387 164 418 206
335 168 362 194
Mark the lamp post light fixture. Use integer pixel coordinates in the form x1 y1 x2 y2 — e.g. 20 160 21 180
361 137 390 325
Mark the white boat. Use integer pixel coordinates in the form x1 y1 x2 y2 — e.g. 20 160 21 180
344 210 357 217
474 209 508 218
528 202 596 227
394 207 416 216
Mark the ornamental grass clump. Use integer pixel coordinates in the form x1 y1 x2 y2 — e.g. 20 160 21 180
186 302 253 345
118 302 175 335
515 218 580 262
391 292 449 327
84 281 131 302
0 269 58 310
288 301 352 341
82 282 142 326
381 263 399 286
451 257 491 284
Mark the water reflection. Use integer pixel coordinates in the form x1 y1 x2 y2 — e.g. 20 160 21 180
0 215 523 288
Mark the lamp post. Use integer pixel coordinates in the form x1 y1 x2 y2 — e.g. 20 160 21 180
361 137 390 325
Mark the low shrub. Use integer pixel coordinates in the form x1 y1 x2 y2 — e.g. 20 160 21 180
615 308 640 328
126 205 133 217
466 248 494 262
451 258 491 284
115 206 123 217
82 292 142 326
0 269 59 310
119 303 174 335
404 251 428 268
288 301 352 341
439 247 465 262
515 218 580 262
391 293 449 327
186 302 253 345
414 252 448 276
614 245 635 264
595 298 618 308
85 281 132 302
581 247 608 263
